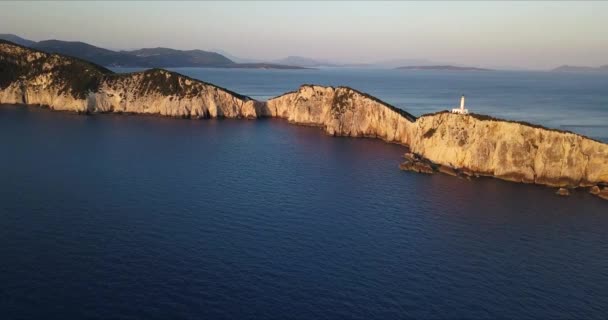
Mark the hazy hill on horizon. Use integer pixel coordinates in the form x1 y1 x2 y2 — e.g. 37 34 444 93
123 47 233 67
0 33 36 47
3 34 606 72
0 34 305 69
32 39 144 67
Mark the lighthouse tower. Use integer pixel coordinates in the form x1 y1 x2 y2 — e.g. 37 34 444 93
451 95 469 114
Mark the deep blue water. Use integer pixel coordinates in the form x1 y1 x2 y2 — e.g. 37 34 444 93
1 68 608 319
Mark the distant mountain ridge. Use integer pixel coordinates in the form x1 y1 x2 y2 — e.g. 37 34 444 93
121 47 233 67
5 34 605 72
32 40 143 67
0 34 36 47
0 34 305 69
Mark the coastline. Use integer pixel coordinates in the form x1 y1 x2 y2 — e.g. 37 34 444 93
1 39 608 200
3 100 608 202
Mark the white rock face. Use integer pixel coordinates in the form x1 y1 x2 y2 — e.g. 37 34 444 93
0 72 259 118
0 83 24 104
409 112 608 187
2 40 607 189
264 86 608 188
91 70 261 118
0 41 260 118
265 85 417 145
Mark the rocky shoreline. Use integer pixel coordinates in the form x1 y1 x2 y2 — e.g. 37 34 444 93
2 39 607 201
398 150 608 200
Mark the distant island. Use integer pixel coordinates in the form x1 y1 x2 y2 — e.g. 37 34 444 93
272 56 340 68
269 56 370 68
396 65 493 71
217 54 371 68
0 34 307 69
551 65 608 73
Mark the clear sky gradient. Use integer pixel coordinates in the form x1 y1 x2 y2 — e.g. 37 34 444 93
1 1 607 69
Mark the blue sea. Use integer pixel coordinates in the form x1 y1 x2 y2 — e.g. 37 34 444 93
1 68 607 319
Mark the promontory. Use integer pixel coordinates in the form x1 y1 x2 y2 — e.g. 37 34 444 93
1 40 607 199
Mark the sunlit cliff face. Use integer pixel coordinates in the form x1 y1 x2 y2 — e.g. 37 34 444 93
1 40 607 192
267 86 608 189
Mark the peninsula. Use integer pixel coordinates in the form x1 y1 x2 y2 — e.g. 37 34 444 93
1 40 607 200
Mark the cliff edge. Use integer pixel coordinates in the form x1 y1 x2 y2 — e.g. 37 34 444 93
0 40 261 118
264 86 608 189
411 112 608 187
265 85 416 144
2 40 607 195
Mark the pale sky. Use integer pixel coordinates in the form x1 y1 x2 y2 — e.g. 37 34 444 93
1 1 607 69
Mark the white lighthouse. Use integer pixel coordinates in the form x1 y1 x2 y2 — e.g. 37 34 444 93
451 95 469 114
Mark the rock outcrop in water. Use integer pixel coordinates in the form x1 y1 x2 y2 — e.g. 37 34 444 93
2 39 607 198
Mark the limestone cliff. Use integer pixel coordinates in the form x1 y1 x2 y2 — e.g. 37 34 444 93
264 85 416 144
2 39 608 193
410 112 608 187
0 40 260 118
93 70 260 118
264 86 608 189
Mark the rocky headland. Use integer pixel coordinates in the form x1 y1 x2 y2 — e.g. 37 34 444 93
1 40 607 200
0 40 263 118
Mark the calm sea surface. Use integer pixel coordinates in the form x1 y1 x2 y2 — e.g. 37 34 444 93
1 68 607 319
